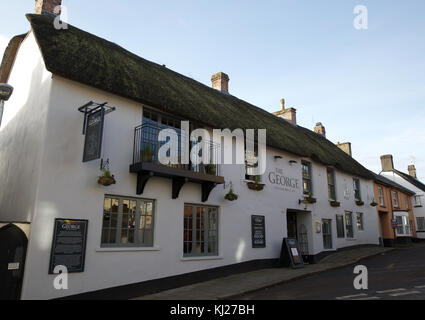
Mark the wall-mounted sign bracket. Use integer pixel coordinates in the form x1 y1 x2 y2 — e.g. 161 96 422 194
78 101 116 135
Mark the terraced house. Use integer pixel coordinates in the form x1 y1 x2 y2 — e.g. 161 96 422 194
379 155 425 241
0 2 380 300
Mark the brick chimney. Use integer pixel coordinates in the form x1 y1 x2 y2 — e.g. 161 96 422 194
273 99 297 125
381 154 394 172
336 142 352 157
314 122 326 138
408 165 417 179
35 0 62 15
211 72 229 94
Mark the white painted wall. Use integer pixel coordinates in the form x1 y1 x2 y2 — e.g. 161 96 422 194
381 171 425 239
0 32 52 223
16 75 380 299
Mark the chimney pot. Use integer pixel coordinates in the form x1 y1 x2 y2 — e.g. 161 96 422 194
35 0 62 16
337 142 352 157
211 72 229 94
408 165 417 179
280 99 285 110
380 154 394 172
314 122 326 138
273 98 297 125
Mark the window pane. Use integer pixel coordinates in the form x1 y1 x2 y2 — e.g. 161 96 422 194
111 199 119 213
104 198 112 212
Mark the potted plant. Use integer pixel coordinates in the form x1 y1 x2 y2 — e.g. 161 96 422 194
356 196 365 206
247 176 265 191
224 187 239 201
140 145 155 163
304 192 317 204
370 198 378 207
205 164 216 176
98 162 116 186
330 200 341 207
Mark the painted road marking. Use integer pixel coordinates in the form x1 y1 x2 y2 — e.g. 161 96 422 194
389 290 421 297
376 288 406 294
336 293 368 300
354 296 381 300
414 285 425 289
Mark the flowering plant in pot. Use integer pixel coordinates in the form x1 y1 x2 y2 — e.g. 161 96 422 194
304 192 317 204
247 176 265 191
330 200 341 207
205 164 216 176
140 145 155 163
224 187 238 201
356 196 365 206
98 161 116 186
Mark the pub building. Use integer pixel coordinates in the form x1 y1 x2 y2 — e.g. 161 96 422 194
0 1 380 300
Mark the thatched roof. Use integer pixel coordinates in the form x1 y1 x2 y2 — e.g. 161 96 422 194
24 13 373 179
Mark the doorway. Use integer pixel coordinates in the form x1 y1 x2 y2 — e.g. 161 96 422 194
287 210 310 261
0 224 28 300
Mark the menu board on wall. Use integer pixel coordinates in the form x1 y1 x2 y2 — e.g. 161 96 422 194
49 219 88 274
251 215 266 248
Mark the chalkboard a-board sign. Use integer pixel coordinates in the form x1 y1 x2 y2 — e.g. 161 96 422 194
49 219 88 274
251 215 266 248
83 109 105 162
279 238 305 269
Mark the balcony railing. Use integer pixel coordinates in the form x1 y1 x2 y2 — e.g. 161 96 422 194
133 123 221 175
130 123 224 201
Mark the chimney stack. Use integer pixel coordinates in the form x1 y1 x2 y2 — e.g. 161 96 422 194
314 122 326 138
380 154 394 172
336 142 352 157
35 0 62 16
211 72 229 94
273 98 297 125
408 165 417 179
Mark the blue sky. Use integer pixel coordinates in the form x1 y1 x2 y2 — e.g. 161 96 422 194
1 0 424 180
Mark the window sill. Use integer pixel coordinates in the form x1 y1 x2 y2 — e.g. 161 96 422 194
181 255 223 262
345 238 357 241
414 205 423 208
96 246 160 252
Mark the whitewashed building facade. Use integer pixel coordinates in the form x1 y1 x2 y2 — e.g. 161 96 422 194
0 7 380 300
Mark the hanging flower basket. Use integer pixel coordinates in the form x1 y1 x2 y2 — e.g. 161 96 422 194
356 200 365 206
330 200 341 207
370 201 378 207
98 175 116 186
247 182 265 191
225 189 239 201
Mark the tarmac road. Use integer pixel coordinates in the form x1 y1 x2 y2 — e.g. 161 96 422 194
236 244 425 300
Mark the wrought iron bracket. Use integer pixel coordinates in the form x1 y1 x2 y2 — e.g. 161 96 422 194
202 182 217 203
136 171 154 195
172 177 188 199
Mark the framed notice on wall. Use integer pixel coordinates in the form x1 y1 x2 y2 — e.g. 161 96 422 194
251 215 266 248
49 219 89 274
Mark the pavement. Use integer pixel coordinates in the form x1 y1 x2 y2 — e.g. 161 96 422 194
133 246 393 300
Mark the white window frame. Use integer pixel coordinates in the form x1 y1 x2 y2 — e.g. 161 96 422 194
414 195 422 207
394 212 412 237
356 212 364 231
392 191 399 208
101 196 155 248
416 217 425 232
345 211 354 239
353 178 361 201
378 187 384 206
302 161 313 195
183 204 219 257
327 167 336 201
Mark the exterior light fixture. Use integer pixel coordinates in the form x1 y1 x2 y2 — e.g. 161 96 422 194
0 83 14 126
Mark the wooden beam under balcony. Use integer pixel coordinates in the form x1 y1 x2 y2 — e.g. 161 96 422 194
130 162 224 202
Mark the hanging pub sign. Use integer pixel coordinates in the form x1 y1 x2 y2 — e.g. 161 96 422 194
79 101 116 163
279 237 305 269
251 215 266 248
49 219 89 274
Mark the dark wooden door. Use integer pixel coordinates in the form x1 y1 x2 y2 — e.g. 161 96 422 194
287 212 298 239
0 224 28 300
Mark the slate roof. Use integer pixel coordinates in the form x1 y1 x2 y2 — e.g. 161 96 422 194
15 14 375 179
373 172 415 195
393 170 425 192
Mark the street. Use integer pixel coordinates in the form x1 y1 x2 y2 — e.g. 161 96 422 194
236 244 425 300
